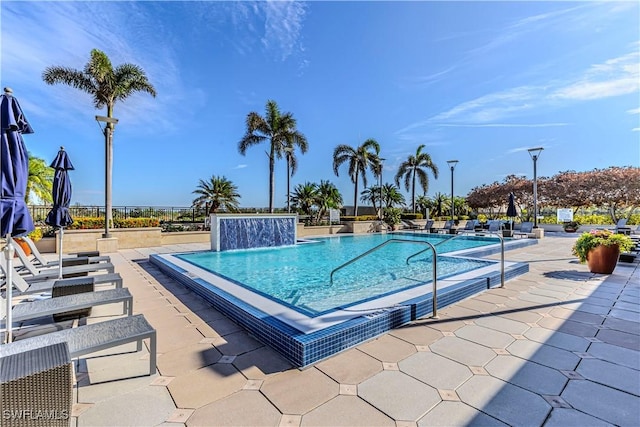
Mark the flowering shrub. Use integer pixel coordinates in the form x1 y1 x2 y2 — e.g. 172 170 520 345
572 229 634 263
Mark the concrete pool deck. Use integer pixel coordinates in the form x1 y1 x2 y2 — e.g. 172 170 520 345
18 235 639 426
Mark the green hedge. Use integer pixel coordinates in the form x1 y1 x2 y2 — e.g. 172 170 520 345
340 215 379 222
400 213 424 220
67 217 160 230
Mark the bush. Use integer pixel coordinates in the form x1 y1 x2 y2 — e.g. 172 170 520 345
572 229 634 263
27 227 43 242
400 213 423 220
67 217 160 230
340 215 379 222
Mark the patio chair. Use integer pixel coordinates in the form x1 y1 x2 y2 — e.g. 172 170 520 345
20 235 111 268
514 222 534 238
457 220 477 234
436 220 455 234
424 219 435 232
2 286 133 326
0 314 157 376
12 242 115 280
403 219 421 230
614 218 631 235
0 342 73 427
1 255 123 296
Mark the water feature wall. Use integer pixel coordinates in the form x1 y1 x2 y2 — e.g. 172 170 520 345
210 214 297 251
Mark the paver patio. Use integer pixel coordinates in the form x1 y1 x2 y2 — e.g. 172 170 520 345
8 234 638 426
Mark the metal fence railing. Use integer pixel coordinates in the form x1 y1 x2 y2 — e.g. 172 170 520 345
28 205 209 223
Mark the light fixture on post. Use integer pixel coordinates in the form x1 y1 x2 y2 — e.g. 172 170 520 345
95 115 119 238
378 157 385 221
284 146 294 213
527 147 544 229
446 160 458 222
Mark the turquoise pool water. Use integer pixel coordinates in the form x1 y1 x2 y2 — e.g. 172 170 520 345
176 233 498 315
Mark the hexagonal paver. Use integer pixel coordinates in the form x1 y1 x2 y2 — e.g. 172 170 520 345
485 355 568 395
456 298 498 313
399 352 472 390
187 390 281 426
423 318 466 333
457 376 551 426
389 323 443 346
474 315 530 336
523 327 589 352
544 408 611 427
157 343 221 377
587 342 640 370
455 325 515 349
430 337 496 367
576 358 640 396
506 340 579 371
168 364 246 409
417 401 507 427
358 371 440 421
498 310 542 325
316 349 382 384
357 334 416 363
596 329 640 351
261 368 338 414
536 317 598 338
562 380 640 426
232 346 293 380
212 331 264 355
301 395 395 426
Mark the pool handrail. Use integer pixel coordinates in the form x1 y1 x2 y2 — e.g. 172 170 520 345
446 230 505 288
329 238 440 318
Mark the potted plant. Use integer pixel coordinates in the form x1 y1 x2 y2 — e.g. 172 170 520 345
563 221 580 233
384 207 403 230
572 229 634 274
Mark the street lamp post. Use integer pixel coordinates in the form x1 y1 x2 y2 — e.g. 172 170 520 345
284 147 294 213
527 147 544 228
446 160 458 222
378 158 385 221
95 115 119 238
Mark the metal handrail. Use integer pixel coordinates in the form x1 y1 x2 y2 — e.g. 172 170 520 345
329 238 440 318
440 230 505 288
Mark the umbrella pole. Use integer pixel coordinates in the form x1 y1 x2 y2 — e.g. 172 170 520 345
4 235 15 343
58 228 64 279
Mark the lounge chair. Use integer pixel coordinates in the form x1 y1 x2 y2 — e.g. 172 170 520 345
457 220 477 234
2 286 133 326
0 314 157 376
12 242 115 280
436 220 455 234
1 256 123 298
19 235 111 268
0 342 73 427
402 219 422 230
424 220 435 232
514 221 534 238
614 218 631 235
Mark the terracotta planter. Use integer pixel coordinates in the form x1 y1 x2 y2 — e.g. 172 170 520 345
586 244 620 274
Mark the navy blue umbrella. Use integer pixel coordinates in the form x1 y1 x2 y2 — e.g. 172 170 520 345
46 147 74 278
507 192 518 230
1 87 34 238
1 87 35 342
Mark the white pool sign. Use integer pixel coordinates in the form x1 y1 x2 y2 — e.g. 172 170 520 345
557 208 573 222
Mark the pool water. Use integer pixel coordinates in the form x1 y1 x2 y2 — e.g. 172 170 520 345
176 233 498 316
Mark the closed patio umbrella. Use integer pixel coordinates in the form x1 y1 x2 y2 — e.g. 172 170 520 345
506 192 518 230
1 87 35 342
45 146 74 279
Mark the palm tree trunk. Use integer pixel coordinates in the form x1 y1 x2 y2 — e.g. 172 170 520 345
411 170 416 213
269 146 275 213
353 174 359 216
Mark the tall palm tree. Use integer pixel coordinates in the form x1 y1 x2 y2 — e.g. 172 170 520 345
432 192 449 218
360 186 381 215
239 100 308 213
26 153 53 204
332 139 380 216
43 49 156 237
192 176 241 213
381 183 406 209
394 144 439 213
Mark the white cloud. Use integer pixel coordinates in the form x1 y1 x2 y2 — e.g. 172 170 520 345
632 128 640 132
627 108 640 114
234 164 248 169
261 1 307 61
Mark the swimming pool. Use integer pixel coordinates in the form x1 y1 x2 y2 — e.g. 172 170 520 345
150 233 536 366
175 233 497 316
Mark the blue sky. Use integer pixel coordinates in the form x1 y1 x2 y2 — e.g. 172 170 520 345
1 1 638 209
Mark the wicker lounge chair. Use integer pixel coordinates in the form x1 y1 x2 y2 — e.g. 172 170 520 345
12 243 115 279
19 236 111 268
0 314 157 376
0 342 73 427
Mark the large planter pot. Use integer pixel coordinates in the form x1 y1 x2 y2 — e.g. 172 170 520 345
586 244 620 274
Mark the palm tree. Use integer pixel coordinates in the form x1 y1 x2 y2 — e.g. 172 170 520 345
315 180 343 223
415 194 431 218
360 186 381 215
290 182 318 217
332 139 380 216
432 192 449 218
26 154 53 204
382 183 406 209
394 144 439 213
239 100 308 213
43 49 156 237
192 176 241 213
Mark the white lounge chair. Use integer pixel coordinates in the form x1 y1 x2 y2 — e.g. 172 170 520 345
19 235 111 268
12 242 115 280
